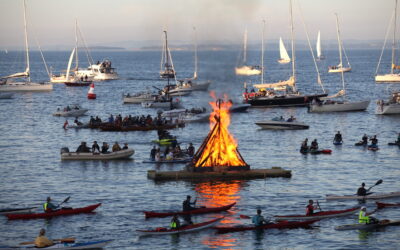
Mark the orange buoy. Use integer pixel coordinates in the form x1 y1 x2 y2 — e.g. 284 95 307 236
87 83 96 99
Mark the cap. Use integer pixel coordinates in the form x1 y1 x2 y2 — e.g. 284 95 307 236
361 206 366 210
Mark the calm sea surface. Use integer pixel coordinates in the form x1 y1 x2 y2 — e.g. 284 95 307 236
0 49 399 249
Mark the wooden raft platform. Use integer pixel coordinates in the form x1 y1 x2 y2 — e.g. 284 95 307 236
147 167 292 181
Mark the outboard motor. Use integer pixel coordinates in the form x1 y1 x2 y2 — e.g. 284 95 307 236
60 147 69 154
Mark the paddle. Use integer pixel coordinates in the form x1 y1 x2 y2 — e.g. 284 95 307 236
367 180 383 192
316 200 323 212
20 237 75 245
57 196 70 207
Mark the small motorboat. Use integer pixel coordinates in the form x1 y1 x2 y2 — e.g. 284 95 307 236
53 105 88 117
123 91 159 104
335 219 400 231
64 80 91 87
326 191 400 200
137 217 222 236
230 103 251 112
256 120 309 130
60 148 135 160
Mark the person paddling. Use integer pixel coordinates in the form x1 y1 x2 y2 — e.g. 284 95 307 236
305 200 318 216
359 206 378 224
43 197 59 213
35 229 54 248
334 131 343 144
182 195 197 211
170 215 181 229
252 209 269 226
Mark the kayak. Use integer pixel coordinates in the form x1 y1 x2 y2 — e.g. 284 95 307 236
355 141 367 146
0 207 36 215
274 207 359 221
0 239 112 249
333 141 342 145
335 219 400 231
300 149 332 155
144 202 236 218
376 201 400 209
388 142 400 146
214 220 318 234
6 203 101 220
137 217 222 236
326 191 400 200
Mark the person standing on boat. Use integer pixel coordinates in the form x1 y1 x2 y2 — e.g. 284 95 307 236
334 131 343 143
252 209 268 226
43 197 58 213
182 195 197 211
359 206 378 224
92 141 100 154
170 215 181 229
305 200 318 216
35 229 54 248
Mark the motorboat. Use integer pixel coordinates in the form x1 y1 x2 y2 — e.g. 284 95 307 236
255 117 309 130
61 148 134 160
235 28 261 75
53 105 88 117
123 91 159 104
376 91 400 114
76 59 119 81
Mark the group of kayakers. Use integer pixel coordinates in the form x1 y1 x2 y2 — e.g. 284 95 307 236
76 141 129 153
300 138 320 153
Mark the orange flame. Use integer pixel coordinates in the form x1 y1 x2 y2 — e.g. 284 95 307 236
193 92 247 167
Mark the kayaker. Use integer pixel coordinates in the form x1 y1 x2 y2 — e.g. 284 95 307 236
305 200 318 216
357 183 368 196
310 139 319 152
170 215 181 229
359 206 378 224
334 131 343 143
92 141 100 154
43 197 59 213
252 209 268 226
370 135 378 147
34 229 54 248
300 138 309 152
182 195 197 211
360 134 368 145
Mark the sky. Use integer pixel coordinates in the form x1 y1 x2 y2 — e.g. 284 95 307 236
0 0 394 49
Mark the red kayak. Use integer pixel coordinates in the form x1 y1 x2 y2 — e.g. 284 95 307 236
376 202 400 209
214 220 318 234
6 203 101 220
274 207 359 221
144 202 236 218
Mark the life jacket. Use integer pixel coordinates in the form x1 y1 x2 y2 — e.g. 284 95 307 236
306 204 314 216
359 211 370 224
43 202 48 212
170 221 177 229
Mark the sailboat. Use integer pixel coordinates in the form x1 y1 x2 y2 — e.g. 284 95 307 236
235 29 261 75
242 2 327 107
278 37 291 64
375 0 400 82
160 31 176 79
316 31 325 60
309 14 370 112
328 27 351 73
0 0 52 92
376 91 400 114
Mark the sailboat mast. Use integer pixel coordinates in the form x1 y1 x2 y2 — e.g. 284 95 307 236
193 27 198 79
335 13 346 99
392 0 398 74
243 29 247 64
261 20 265 85
75 19 79 70
164 31 170 69
22 0 30 81
289 0 296 92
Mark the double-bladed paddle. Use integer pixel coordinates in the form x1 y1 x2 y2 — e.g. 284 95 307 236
57 196 70 207
367 179 383 192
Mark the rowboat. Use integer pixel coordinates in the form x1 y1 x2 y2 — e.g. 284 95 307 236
274 207 359 221
214 220 318 234
326 191 400 200
144 202 236 218
6 203 101 220
1 239 112 249
376 201 400 209
60 149 134 160
0 207 37 215
137 217 222 236
335 219 400 231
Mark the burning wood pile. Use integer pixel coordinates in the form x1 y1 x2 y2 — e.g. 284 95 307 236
188 97 249 172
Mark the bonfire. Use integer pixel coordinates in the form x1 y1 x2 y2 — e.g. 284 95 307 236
189 95 249 172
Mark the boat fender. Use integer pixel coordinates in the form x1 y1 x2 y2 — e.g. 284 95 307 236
60 147 70 154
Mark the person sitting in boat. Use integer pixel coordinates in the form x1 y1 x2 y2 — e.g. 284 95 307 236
361 134 368 145
370 135 378 148
112 142 121 152
108 114 114 123
43 197 59 213
101 142 109 154
155 148 161 162
84 75 88 81
310 139 319 152
357 183 371 196
170 215 181 229
92 141 100 154
334 131 343 143
287 116 295 122
76 142 90 153
300 138 309 153
182 195 197 211
187 143 195 157
359 206 378 224
305 200 318 216
252 209 269 226
74 117 83 126
35 229 54 248
150 146 157 161
166 151 174 161
122 143 129 150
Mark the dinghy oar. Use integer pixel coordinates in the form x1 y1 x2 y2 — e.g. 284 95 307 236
20 237 75 245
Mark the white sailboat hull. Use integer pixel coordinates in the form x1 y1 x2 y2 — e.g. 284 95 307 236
328 67 351 73
375 74 400 82
0 82 52 92
277 59 291 64
376 103 400 114
235 65 261 75
309 100 370 112
189 81 211 91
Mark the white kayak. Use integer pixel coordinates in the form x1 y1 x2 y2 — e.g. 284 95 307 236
1 239 112 249
61 149 135 160
0 207 36 215
326 191 400 200
335 220 400 231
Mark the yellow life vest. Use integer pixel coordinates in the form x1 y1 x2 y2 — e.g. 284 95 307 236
358 210 370 224
43 202 48 212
